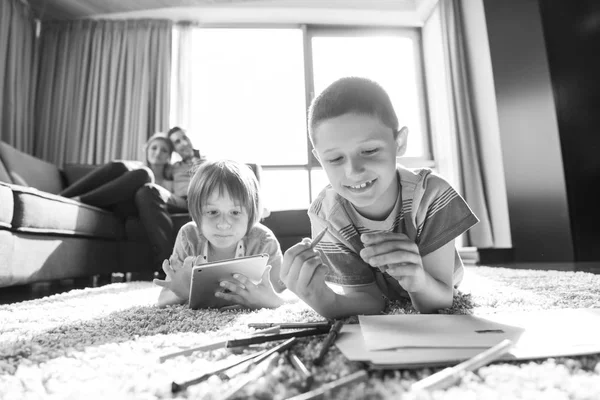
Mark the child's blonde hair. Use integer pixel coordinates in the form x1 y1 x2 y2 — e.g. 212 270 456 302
187 159 262 232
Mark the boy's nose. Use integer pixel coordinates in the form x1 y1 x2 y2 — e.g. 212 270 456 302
346 157 365 176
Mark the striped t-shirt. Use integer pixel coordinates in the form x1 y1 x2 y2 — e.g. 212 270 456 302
308 165 478 300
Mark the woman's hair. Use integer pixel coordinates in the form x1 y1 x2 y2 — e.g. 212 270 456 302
144 132 174 178
187 159 261 233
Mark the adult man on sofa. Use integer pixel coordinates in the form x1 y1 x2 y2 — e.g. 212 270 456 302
135 127 203 275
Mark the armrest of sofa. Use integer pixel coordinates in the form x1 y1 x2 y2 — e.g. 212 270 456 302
62 164 98 186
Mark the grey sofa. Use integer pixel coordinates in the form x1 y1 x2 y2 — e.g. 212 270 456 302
0 140 311 288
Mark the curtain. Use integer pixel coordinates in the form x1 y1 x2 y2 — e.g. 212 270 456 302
0 0 37 152
35 19 172 166
439 0 494 247
170 22 197 132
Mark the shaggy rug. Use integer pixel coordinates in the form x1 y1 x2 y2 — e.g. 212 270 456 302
1 266 600 400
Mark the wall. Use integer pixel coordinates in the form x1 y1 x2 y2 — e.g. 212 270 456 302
538 1 600 261
482 0 574 261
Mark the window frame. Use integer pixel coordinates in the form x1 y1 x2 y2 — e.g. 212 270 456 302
174 23 435 209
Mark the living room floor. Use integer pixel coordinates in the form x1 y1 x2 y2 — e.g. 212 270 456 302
1 262 599 305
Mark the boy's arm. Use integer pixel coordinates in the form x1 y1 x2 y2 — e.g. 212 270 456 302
280 240 385 319
360 233 455 313
406 240 455 313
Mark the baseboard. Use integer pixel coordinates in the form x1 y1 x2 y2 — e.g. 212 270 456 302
458 247 515 265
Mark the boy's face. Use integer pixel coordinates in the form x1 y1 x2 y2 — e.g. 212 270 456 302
169 130 195 160
312 113 404 220
200 189 249 253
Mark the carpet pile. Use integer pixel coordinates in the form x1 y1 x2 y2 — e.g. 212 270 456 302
1 266 600 399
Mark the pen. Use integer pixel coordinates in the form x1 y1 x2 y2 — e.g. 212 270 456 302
411 339 514 392
309 227 328 250
248 322 331 330
285 370 368 400
220 337 297 380
312 320 344 366
171 349 267 393
288 352 314 391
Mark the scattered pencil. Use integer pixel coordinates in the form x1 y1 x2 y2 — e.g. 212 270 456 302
285 370 368 400
288 352 314 391
411 339 514 391
312 320 344 366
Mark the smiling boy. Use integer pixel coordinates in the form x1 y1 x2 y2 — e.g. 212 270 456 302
279 77 479 318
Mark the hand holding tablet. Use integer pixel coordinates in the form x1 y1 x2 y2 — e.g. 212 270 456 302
189 253 270 309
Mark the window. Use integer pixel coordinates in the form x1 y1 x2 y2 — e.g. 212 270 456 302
175 26 431 211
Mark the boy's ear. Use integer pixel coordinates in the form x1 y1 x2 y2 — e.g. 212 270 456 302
311 148 322 164
396 126 409 156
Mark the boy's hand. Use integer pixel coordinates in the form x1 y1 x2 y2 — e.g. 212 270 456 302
153 259 193 300
216 266 283 309
280 239 334 307
360 232 427 293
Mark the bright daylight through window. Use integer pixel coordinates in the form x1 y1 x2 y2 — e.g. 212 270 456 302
176 27 430 211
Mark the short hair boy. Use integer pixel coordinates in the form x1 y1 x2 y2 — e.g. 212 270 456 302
279 77 478 318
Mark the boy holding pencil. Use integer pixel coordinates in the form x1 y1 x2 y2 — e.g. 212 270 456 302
279 77 479 318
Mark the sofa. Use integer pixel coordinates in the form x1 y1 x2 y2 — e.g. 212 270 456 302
0 141 311 289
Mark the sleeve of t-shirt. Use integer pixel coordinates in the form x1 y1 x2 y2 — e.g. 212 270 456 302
259 229 286 293
169 223 197 269
415 174 479 256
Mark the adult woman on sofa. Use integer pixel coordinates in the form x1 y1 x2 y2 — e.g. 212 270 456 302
59 133 175 215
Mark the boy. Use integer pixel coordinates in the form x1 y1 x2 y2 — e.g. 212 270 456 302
279 77 478 318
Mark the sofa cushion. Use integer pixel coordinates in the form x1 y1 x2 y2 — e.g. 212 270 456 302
125 213 192 243
0 141 64 194
0 183 13 229
0 156 11 184
262 209 311 252
11 185 125 240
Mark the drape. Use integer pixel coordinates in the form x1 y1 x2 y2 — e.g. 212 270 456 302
0 0 37 152
170 22 197 133
440 0 494 247
35 19 172 165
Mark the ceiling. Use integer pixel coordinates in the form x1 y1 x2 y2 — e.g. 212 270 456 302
25 0 438 26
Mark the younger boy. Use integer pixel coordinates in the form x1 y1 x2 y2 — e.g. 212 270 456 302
279 77 478 318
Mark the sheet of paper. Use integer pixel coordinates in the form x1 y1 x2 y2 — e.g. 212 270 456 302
336 324 495 368
359 314 525 351
337 309 600 369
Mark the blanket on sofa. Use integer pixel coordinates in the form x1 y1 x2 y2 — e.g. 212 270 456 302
1 266 600 400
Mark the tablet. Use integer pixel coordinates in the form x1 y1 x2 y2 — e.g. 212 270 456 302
188 253 269 310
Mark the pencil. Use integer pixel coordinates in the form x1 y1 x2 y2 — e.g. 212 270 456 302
171 349 266 393
248 322 331 330
285 370 368 400
312 320 344 366
288 352 314 391
220 338 296 380
218 352 282 400
309 227 328 250
411 339 514 391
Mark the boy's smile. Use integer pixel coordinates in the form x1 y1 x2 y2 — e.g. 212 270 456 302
313 113 403 220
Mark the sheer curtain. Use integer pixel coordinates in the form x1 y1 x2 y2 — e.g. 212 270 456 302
35 19 172 165
170 22 197 134
0 0 37 152
439 0 495 247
